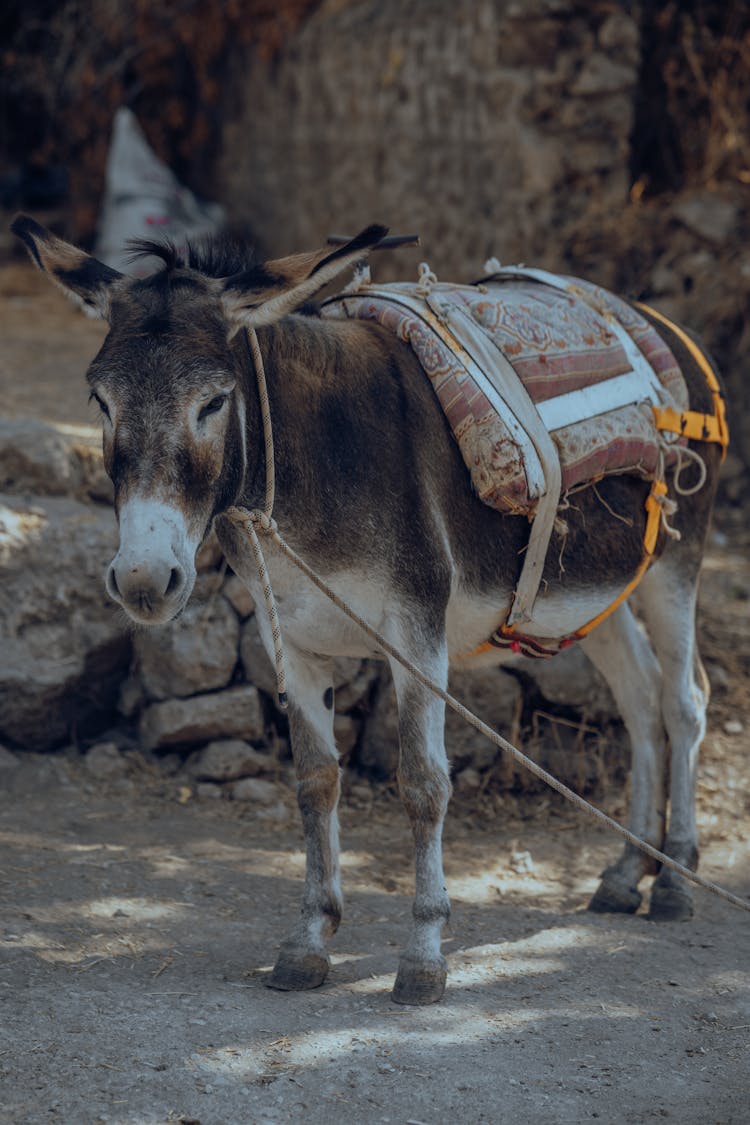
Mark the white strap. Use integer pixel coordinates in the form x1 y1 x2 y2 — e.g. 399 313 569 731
488 266 670 408
337 288 548 502
334 285 561 625
426 294 562 626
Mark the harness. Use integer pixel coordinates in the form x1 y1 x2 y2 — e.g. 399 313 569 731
322 273 729 659
477 300 728 659
476 298 728 658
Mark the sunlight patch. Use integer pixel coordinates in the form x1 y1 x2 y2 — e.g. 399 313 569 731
446 859 596 903
0 504 47 561
86 896 189 922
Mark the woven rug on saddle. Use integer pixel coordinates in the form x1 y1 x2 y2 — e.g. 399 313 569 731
323 268 689 516
322 265 718 658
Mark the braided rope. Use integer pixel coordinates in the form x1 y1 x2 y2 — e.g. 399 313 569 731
227 328 749 916
238 330 286 707
246 328 275 518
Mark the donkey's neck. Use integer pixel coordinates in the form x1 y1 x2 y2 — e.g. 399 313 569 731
239 313 400 541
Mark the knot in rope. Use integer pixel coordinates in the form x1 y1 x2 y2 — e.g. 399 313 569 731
246 508 278 536
416 261 438 295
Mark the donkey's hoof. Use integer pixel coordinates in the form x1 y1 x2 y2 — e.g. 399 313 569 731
649 882 694 923
267 949 330 991
588 878 642 915
391 958 447 1006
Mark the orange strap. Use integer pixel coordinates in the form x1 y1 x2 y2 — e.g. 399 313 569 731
636 301 729 459
572 478 665 641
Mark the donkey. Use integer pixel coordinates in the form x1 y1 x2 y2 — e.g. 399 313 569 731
13 215 722 1005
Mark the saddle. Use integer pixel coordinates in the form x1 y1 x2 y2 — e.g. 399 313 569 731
323 266 728 656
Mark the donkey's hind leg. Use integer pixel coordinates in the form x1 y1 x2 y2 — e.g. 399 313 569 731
581 603 667 914
388 633 452 1006
268 652 341 991
637 558 708 921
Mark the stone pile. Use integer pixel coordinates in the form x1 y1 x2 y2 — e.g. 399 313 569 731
0 414 625 797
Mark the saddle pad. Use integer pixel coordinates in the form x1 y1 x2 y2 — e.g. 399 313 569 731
323 275 688 514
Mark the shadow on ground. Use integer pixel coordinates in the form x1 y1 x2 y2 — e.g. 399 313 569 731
1 756 748 1125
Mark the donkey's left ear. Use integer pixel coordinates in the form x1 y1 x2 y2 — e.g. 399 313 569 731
11 214 123 320
221 224 388 333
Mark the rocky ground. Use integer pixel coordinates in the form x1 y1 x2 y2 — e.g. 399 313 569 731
0 261 749 1124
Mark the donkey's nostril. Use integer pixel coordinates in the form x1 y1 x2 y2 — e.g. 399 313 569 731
107 564 121 600
166 566 185 597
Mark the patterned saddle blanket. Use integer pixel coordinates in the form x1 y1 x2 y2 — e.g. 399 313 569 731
323 268 687 515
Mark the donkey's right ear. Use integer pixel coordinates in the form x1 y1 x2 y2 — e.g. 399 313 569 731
11 214 123 320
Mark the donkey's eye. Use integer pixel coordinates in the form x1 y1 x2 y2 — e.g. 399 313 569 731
199 394 228 421
89 391 111 420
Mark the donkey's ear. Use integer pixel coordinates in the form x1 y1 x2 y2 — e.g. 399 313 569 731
221 224 388 332
11 214 123 319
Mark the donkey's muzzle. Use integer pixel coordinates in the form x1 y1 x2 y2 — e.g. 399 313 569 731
106 496 198 624
106 557 188 621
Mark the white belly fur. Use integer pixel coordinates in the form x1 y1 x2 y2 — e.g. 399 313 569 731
225 539 622 667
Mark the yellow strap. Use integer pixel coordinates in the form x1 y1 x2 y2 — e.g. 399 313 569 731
574 478 665 640
636 301 729 458
651 404 726 447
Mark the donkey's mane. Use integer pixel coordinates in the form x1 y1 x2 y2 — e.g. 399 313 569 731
127 233 263 281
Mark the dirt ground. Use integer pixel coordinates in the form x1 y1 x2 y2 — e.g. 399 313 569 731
1 262 749 1125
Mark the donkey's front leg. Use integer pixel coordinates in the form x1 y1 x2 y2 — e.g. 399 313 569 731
268 656 341 991
389 647 452 1006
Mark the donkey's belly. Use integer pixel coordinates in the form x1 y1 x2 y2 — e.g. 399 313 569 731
445 579 625 667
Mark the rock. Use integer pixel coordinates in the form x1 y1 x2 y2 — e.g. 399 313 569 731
522 645 617 720
446 667 522 771
359 664 521 778
117 673 145 719
190 739 272 781
705 662 730 694
334 714 360 758
349 781 373 804
723 719 744 736
239 615 278 698
0 417 81 496
0 493 131 751
358 671 400 779
134 594 239 701
256 800 292 823
195 530 223 572
139 685 265 751
332 659 381 712
157 752 183 776
72 442 114 504
196 782 223 799
230 776 280 803
0 417 112 502
454 766 482 795
223 574 255 618
571 53 635 96
597 12 639 62
84 741 128 779
650 262 680 296
674 194 738 245
509 849 534 874
0 745 19 769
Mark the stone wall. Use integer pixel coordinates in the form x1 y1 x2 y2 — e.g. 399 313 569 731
217 0 750 472
219 0 638 276
0 418 626 796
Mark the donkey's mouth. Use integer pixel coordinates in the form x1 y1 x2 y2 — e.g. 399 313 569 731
106 561 195 626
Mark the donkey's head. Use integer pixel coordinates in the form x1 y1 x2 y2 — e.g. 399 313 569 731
13 215 387 624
